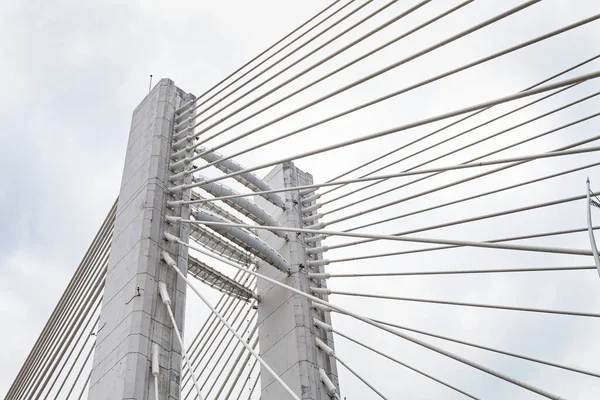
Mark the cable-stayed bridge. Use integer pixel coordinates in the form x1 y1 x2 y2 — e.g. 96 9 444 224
4 0 600 399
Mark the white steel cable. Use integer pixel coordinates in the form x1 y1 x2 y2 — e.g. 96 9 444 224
245 371 261 400
179 219 594 256
324 91 600 216
6 205 115 400
336 317 600 379
193 0 470 149
19 243 111 399
183 70 600 189
333 330 479 399
188 0 429 139
159 281 205 400
327 265 597 278
76 372 92 400
203 324 259 398
44 301 102 399
53 313 101 398
185 0 351 114
184 305 256 399
329 216 600 257
189 0 385 123
322 82 587 207
234 358 259 400
331 133 600 232
213 333 259 399
316 337 385 399
182 269 248 379
161 251 301 400
332 230 600 263
188 3 599 175
329 352 388 399
24 262 107 400
327 290 600 318
182 276 256 389
174 144 600 202
166 233 567 399
327 158 600 252
187 0 544 164
320 52 600 198
339 194 600 247
64 340 96 400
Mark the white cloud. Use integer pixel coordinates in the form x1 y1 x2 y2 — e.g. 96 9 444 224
3 0 600 398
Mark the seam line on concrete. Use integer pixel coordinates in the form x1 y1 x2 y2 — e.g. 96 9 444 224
94 308 162 350
261 359 316 391
89 346 151 388
259 325 296 356
255 292 295 327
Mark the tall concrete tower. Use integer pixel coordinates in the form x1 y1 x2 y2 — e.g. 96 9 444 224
87 79 338 399
255 162 339 400
88 79 195 400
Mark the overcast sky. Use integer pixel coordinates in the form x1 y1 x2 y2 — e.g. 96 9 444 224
3 0 600 398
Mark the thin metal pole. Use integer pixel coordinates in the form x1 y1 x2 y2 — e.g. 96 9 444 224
189 0 429 139
586 179 600 276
